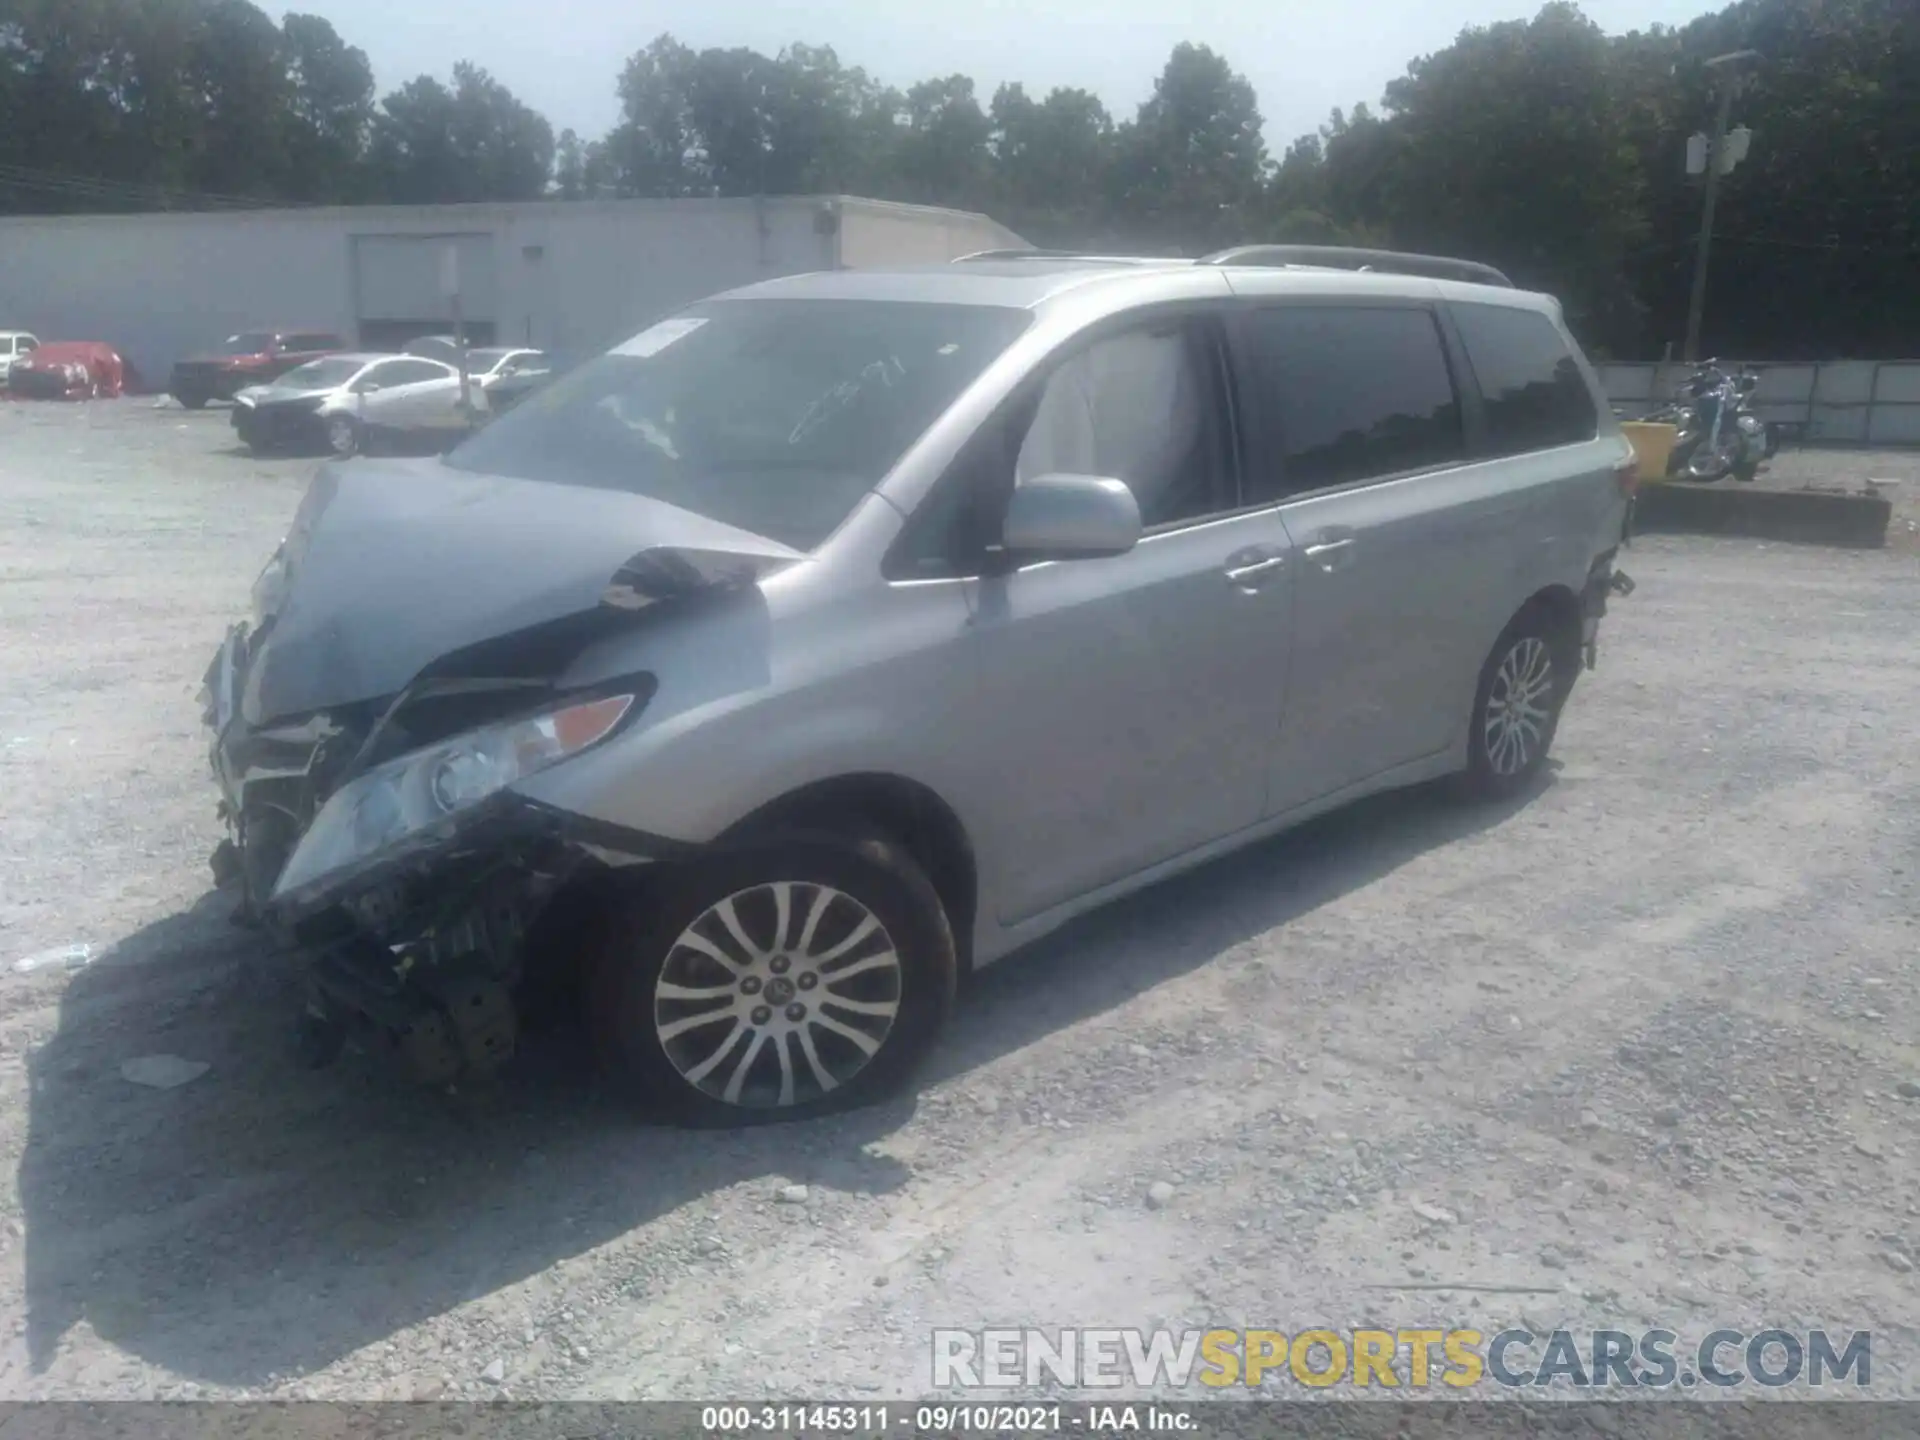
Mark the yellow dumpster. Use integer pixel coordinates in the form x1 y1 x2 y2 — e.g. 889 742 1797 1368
1620 421 1678 486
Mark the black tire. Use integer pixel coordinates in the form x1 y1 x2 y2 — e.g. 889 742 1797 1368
585 834 957 1126
174 392 209 411
325 413 363 457
1461 603 1574 802
1733 459 1759 483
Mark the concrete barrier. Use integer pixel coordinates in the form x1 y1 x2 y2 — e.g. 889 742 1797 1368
1633 482 1891 549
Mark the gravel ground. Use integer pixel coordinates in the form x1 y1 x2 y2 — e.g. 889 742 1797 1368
0 397 1916 1405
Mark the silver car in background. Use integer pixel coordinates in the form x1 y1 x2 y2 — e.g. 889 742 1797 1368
201 247 1635 1124
467 346 548 388
232 352 478 457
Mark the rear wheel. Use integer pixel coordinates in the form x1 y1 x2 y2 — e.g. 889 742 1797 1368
174 391 209 411
1462 604 1572 801
325 413 363 457
586 835 956 1126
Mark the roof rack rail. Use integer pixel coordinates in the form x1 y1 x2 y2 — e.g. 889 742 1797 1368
1199 244 1514 288
951 248 1088 261
950 248 1192 266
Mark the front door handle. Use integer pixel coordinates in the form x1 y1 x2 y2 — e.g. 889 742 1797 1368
1224 555 1287 586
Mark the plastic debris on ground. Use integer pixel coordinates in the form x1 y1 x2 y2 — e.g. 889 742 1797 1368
12 943 95 974
120 1055 211 1089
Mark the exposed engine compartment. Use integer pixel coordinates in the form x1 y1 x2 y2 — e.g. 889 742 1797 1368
205 625 631 1084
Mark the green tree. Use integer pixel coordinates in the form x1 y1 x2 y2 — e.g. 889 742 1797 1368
278 12 374 202
185 0 293 199
552 127 587 198
892 74 991 208
1647 0 1920 356
1107 43 1268 253
1378 4 1649 346
989 82 1114 241
765 43 900 195
606 34 704 196
369 61 553 203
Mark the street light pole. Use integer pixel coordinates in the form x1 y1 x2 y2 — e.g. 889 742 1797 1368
1682 50 1760 362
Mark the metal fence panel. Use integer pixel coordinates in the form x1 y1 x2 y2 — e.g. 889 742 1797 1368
1813 362 1877 405
1874 364 1920 404
1868 403 1920 445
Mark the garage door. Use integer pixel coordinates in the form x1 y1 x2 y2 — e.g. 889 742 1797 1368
351 233 498 349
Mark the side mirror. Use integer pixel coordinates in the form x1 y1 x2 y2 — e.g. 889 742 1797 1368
355 380 382 394
1001 473 1141 562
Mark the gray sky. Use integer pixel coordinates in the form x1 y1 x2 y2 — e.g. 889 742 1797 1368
295 0 1709 149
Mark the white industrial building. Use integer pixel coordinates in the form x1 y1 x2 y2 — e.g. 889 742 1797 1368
0 195 1026 382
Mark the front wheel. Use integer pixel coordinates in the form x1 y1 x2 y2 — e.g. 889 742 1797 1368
586 835 957 1126
1685 445 1734 482
1461 605 1572 801
174 392 209 411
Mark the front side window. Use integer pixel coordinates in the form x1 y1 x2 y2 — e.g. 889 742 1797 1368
1014 321 1229 529
1239 305 1464 500
890 315 1232 579
446 299 1033 551
1452 303 1599 457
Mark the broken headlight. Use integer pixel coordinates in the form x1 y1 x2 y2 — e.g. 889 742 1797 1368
270 693 636 903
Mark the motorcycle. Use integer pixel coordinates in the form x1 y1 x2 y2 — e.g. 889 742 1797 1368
1658 360 1774 483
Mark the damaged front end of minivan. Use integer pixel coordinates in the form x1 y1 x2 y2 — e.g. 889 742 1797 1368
199 461 799 1084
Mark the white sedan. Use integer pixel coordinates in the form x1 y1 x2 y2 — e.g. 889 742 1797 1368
231 353 482 456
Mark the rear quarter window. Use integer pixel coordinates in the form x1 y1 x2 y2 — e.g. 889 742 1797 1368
1452 304 1599 458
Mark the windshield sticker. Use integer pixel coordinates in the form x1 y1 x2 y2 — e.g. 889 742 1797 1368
612 317 708 359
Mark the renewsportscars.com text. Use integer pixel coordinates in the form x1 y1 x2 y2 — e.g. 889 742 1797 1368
932 1327 1874 1390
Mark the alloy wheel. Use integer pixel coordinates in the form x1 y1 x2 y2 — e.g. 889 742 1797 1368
327 416 358 456
1483 635 1554 777
652 882 904 1110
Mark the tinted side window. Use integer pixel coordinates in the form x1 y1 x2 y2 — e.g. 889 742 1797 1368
1239 306 1464 500
287 333 338 352
1453 304 1598 457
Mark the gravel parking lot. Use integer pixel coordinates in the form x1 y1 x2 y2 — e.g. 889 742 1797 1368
0 398 1916 1405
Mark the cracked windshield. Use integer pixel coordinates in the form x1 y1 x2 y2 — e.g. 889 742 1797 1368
0 0 1913 1429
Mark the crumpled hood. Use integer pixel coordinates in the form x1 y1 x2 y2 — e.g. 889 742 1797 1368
240 458 802 726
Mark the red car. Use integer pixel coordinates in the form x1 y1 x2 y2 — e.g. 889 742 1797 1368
168 328 345 409
6 341 129 400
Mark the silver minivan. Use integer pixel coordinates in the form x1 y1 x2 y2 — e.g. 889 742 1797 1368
201 247 1636 1123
